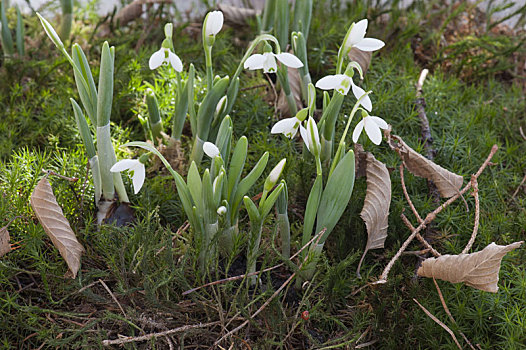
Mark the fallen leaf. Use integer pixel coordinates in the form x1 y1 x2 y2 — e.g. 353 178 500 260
30 177 84 278
0 226 10 257
348 47 372 76
277 66 303 117
387 131 463 198
355 145 391 277
218 4 260 27
417 241 523 292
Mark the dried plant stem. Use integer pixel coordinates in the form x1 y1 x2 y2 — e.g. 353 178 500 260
102 321 221 346
376 145 498 283
42 169 79 182
413 298 462 350
433 278 477 350
511 172 526 199
400 214 440 257
98 279 126 318
183 228 326 296
212 230 325 346
461 177 480 254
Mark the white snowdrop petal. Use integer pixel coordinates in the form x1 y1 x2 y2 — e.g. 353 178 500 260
275 53 304 68
315 75 346 90
244 54 266 70
203 142 220 158
351 82 372 112
354 38 385 52
168 51 183 72
131 164 146 194
352 119 365 143
370 116 388 129
263 53 277 73
348 19 368 46
205 11 224 36
269 159 286 183
307 117 320 147
271 118 298 135
149 49 165 70
111 159 139 172
364 117 382 145
300 125 311 152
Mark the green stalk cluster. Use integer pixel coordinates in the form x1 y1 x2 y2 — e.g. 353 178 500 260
1 0 24 57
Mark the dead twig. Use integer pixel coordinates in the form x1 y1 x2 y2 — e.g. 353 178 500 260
240 83 267 91
155 221 190 256
102 321 221 346
413 298 462 350
511 173 526 199
98 279 127 318
433 278 477 350
375 145 498 284
400 213 441 257
42 170 78 182
461 177 480 254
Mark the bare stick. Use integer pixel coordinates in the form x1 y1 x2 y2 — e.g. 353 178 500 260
433 278 477 350
42 170 79 182
413 298 462 350
400 165 424 223
511 173 526 199
183 228 326 296
241 83 267 91
156 221 190 256
520 126 526 141
400 214 441 257
98 279 126 318
102 321 221 346
461 177 480 254
375 145 498 283
213 230 325 346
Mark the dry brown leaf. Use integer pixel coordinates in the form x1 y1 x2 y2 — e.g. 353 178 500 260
30 178 84 278
417 241 523 292
387 132 463 198
0 226 10 257
348 47 372 76
277 66 303 117
355 145 391 276
218 4 259 27
114 0 169 26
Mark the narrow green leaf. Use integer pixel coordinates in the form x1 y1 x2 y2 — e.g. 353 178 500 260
302 174 322 249
243 196 260 223
227 136 248 200
96 41 113 127
1 0 14 55
215 116 232 166
260 183 284 219
70 98 95 159
15 6 24 56
187 161 202 212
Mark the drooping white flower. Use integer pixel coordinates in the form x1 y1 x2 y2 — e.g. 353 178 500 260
342 19 385 52
300 117 321 156
315 74 372 112
271 117 302 138
217 206 227 215
149 47 183 72
352 116 388 145
244 52 303 73
203 142 220 158
110 159 146 194
204 11 224 37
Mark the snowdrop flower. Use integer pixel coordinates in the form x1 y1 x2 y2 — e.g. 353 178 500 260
203 142 220 158
342 19 385 52
264 159 287 191
204 11 224 37
352 115 388 145
300 117 321 157
315 74 372 112
110 159 146 194
217 206 227 215
149 47 183 72
244 52 303 73
271 108 308 138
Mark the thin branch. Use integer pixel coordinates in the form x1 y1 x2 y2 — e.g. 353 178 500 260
461 177 480 254
41 170 79 182
511 172 526 199
102 321 221 346
98 279 127 318
433 278 477 350
375 145 498 283
400 213 441 257
413 298 462 350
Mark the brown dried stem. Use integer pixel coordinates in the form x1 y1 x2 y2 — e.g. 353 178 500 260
400 213 441 257
98 279 127 318
413 298 462 350
376 145 498 283
461 177 480 254
102 321 221 346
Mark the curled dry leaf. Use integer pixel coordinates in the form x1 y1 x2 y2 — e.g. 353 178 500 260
386 130 463 198
355 144 391 276
417 241 523 293
0 226 10 257
30 178 85 278
348 47 372 76
218 4 260 27
277 66 304 117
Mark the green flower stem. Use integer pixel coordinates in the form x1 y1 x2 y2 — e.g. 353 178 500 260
1 0 14 55
15 6 24 56
205 45 213 92
59 0 73 41
247 220 263 284
260 0 276 32
277 65 297 115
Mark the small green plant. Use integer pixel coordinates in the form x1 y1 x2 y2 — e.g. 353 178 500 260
0 0 25 57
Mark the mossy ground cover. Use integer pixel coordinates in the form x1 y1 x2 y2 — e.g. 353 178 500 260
0 0 525 348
